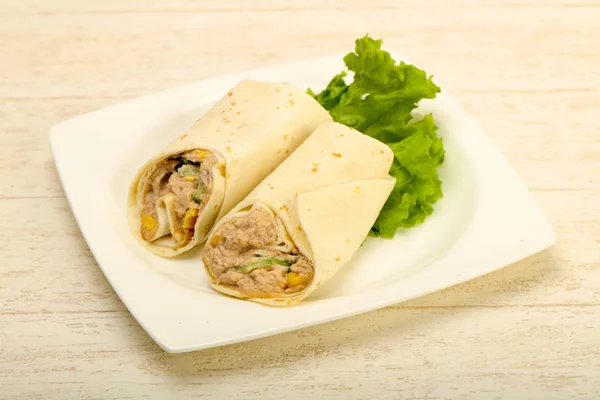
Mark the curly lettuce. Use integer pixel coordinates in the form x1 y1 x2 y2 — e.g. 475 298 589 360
308 35 445 238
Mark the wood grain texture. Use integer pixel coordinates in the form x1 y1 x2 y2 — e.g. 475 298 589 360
1 0 599 399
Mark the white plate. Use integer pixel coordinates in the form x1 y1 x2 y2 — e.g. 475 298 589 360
50 54 555 353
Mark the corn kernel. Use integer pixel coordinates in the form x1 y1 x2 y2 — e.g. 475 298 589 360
141 215 156 231
195 149 210 159
287 272 309 287
182 208 199 230
184 175 196 182
210 235 223 247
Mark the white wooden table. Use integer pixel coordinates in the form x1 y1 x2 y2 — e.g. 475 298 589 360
1 1 599 398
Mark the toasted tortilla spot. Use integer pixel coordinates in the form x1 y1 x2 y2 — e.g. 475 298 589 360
230 101 236 106
237 124 246 130
332 152 341 158
280 205 289 212
285 149 289 154
284 134 288 140
289 100 295 106
227 91 233 97
335 257 340 262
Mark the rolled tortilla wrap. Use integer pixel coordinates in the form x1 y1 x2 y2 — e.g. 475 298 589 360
203 121 396 305
128 80 332 257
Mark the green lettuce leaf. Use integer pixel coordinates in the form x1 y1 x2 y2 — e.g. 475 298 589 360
309 35 444 238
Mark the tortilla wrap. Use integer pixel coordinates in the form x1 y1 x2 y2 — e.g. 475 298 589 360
128 80 332 257
202 121 395 305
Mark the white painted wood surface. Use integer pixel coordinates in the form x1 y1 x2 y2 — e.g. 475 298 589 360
1 0 599 398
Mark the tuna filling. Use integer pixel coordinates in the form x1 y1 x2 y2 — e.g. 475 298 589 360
203 207 314 298
140 150 217 247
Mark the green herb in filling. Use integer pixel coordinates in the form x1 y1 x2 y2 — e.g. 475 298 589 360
237 257 291 274
191 183 205 203
174 156 201 170
177 165 200 177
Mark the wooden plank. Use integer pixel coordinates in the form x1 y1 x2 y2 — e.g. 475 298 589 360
1 4 600 98
3 0 600 13
1 307 599 399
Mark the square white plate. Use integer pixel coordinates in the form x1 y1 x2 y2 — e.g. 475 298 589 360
50 54 555 353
